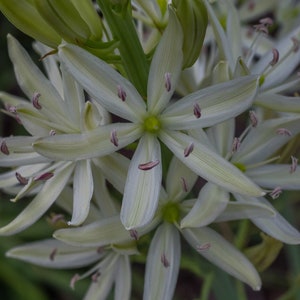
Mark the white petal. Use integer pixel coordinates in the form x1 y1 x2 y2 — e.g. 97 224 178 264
147 8 183 114
235 194 300 244
181 183 229 228
0 162 74 235
54 215 132 247
114 256 131 300
182 227 261 290
6 239 102 268
7 35 74 130
231 116 300 165
93 152 130 194
68 159 94 226
159 130 264 196
83 254 118 300
165 156 198 202
214 201 275 222
206 118 235 157
33 123 143 161
246 164 300 190
161 75 259 130
255 93 300 113
144 223 180 300
58 43 146 122
202 0 235 69
121 134 162 229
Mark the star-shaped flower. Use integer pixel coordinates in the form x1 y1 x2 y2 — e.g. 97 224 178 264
33 9 264 230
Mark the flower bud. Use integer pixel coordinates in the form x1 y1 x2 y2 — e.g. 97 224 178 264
172 0 208 68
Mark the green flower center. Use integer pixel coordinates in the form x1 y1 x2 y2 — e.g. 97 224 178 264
234 162 247 173
161 202 180 224
143 115 161 134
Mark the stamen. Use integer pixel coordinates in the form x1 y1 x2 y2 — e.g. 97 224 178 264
129 229 139 240
110 129 119 147
6 105 17 113
253 23 269 35
91 272 101 282
34 172 54 181
15 172 29 185
49 248 57 261
117 85 127 101
232 137 241 153
161 253 170 268
0 140 9 155
32 92 42 109
259 17 273 26
193 103 201 119
181 177 188 192
49 129 56 136
247 0 255 11
291 37 300 52
276 128 292 136
70 274 80 289
269 49 279 66
138 160 160 170
164 72 172 92
290 156 298 174
49 213 65 225
196 242 211 252
249 110 258 127
269 186 282 199
184 143 194 157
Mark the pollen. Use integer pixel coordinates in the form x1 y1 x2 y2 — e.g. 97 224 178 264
143 115 161 134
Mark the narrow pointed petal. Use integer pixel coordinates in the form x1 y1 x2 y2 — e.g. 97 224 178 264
161 75 259 130
181 183 229 228
93 152 130 194
202 0 235 68
0 91 28 106
246 164 300 190
6 239 102 268
121 134 162 229
182 227 261 290
33 42 64 96
0 163 74 235
33 123 142 161
159 130 264 196
214 201 275 222
251 25 300 90
165 156 198 202
235 194 300 244
232 116 300 165
82 254 118 300
68 160 93 226
58 43 146 122
147 9 183 114
255 93 300 113
7 35 73 129
144 223 180 300
54 216 132 247
114 256 131 300
206 119 235 157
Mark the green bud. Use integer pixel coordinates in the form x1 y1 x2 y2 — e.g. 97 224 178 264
244 232 283 272
172 0 208 68
0 0 61 48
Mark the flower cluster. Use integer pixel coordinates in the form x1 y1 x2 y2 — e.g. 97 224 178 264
0 0 300 299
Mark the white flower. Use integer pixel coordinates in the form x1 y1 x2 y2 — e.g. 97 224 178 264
0 35 129 235
33 9 263 230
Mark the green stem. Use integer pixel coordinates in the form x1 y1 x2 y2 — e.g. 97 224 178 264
234 220 250 249
97 0 149 97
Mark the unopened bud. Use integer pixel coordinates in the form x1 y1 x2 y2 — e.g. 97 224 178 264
172 0 208 68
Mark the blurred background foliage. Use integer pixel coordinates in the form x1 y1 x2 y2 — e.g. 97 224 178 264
1 10 300 300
